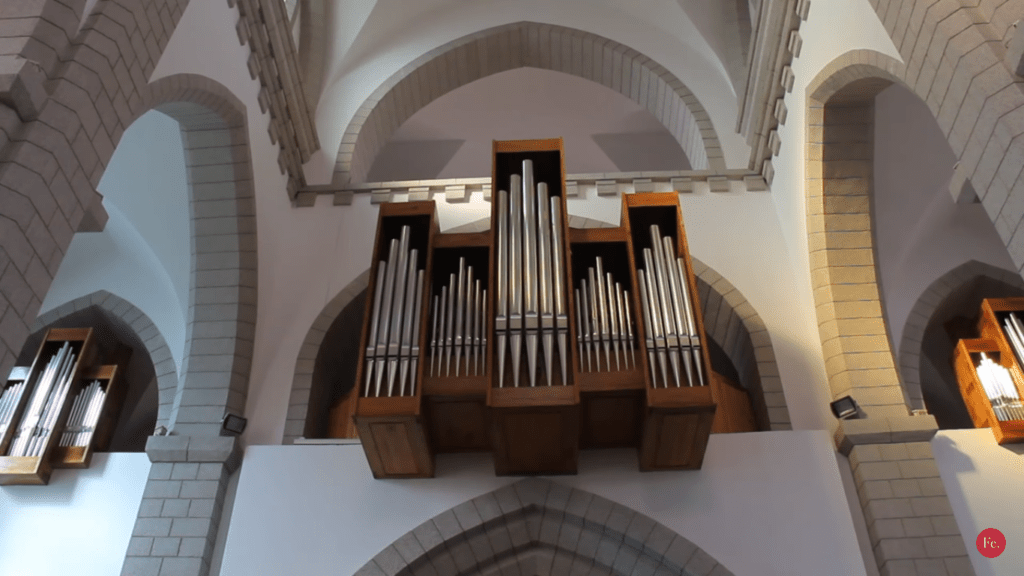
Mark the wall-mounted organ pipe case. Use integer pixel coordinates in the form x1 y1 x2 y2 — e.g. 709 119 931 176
953 298 1024 444
340 138 755 479
0 328 129 485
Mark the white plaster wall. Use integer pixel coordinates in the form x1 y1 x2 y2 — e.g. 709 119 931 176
932 429 1024 576
0 453 151 576
39 111 190 373
308 0 747 184
873 84 1016 351
219 431 869 576
371 67 689 181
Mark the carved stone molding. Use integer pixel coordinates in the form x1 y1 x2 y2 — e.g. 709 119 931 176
736 0 810 174
228 0 319 199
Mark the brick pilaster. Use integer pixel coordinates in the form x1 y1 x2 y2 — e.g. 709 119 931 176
848 441 974 576
122 436 240 576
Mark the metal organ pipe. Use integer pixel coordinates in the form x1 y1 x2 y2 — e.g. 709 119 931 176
363 225 427 397
428 258 486 378
494 160 569 387
576 257 635 374
635 225 706 388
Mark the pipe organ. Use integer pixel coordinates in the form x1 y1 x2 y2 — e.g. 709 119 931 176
953 298 1024 444
343 138 752 479
0 328 127 485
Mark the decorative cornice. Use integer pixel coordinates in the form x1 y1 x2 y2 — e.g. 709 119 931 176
736 0 810 184
229 0 319 198
294 169 768 207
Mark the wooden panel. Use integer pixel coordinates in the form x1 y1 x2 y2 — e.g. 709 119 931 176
370 422 419 476
580 392 642 448
492 406 579 475
427 397 489 452
710 372 757 434
355 415 434 478
640 408 715 470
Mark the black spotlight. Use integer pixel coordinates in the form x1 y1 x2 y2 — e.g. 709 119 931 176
221 413 248 435
830 396 860 419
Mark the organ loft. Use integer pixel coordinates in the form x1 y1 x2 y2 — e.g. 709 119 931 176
1 1 1023 576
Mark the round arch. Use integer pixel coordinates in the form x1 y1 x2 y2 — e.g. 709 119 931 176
898 260 1024 413
125 73 259 436
804 50 913 416
284 213 790 442
356 477 734 576
334 21 726 185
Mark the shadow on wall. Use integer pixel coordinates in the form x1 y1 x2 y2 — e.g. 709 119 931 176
17 307 158 452
305 288 367 439
921 276 1024 430
591 132 692 172
366 140 466 182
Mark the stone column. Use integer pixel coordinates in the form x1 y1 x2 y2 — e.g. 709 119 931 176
838 423 974 576
121 436 240 576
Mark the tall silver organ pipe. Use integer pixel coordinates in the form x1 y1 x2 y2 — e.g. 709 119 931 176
363 225 427 397
495 160 569 386
8 342 78 457
576 257 635 372
638 225 705 387
429 258 487 378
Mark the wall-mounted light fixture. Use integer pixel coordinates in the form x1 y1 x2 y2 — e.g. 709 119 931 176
222 413 248 435
830 396 859 419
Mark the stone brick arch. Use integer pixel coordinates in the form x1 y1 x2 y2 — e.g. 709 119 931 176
898 260 1024 412
805 50 913 418
125 73 258 437
285 214 791 441
334 21 726 185
29 290 177 429
689 258 790 431
355 478 733 576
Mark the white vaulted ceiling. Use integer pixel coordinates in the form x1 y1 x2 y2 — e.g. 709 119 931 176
300 0 752 184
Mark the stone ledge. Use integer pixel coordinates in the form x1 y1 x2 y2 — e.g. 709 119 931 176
146 435 241 470
835 415 939 455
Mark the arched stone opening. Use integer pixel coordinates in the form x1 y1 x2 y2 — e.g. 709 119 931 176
130 74 259 436
356 478 734 576
286 215 790 441
806 49 1023 423
334 21 725 185
804 51 913 417
898 261 1024 428
24 290 175 451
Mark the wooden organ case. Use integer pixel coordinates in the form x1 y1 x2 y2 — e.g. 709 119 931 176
0 328 129 485
952 298 1024 444
340 138 753 478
